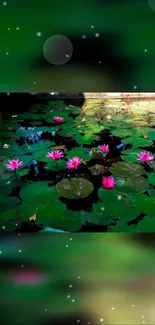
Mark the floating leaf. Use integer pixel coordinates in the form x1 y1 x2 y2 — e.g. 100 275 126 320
66 147 91 161
110 161 144 177
136 216 155 232
56 177 94 199
0 209 22 232
108 222 136 232
20 181 58 204
131 194 155 217
0 196 19 214
122 137 152 148
147 173 155 186
115 175 148 194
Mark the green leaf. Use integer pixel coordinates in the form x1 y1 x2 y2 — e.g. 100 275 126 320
147 130 155 140
108 222 136 232
93 202 113 225
66 147 91 161
131 194 155 217
20 181 59 204
115 176 148 194
147 173 155 186
0 196 19 213
45 159 66 171
56 177 94 199
0 209 22 232
110 161 144 177
122 137 152 148
74 134 99 145
136 216 155 232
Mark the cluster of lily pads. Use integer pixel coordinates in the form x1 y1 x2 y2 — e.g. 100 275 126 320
1 99 155 232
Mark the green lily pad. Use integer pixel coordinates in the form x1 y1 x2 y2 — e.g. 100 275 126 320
148 189 155 198
74 134 99 145
20 181 59 204
0 209 22 232
90 164 107 176
56 177 94 199
110 161 144 177
121 148 143 163
122 137 152 148
115 175 148 194
0 196 19 214
136 216 155 232
66 147 91 161
131 194 155 217
147 130 155 140
108 221 136 232
147 173 155 186
45 159 66 171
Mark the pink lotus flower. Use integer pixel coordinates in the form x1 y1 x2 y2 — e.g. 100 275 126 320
46 150 64 160
137 151 154 162
124 93 130 97
66 156 82 169
100 144 109 153
102 176 116 189
6 159 23 170
53 116 64 123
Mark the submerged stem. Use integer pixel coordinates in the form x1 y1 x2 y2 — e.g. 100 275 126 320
14 170 19 190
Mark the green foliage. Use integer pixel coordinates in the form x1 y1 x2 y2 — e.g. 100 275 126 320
56 177 94 199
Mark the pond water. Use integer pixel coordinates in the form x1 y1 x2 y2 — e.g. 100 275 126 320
1 95 155 233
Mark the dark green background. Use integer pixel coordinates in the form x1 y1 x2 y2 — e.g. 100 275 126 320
1 0 155 92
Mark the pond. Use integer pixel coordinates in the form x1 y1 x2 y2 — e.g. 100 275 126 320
1 94 155 233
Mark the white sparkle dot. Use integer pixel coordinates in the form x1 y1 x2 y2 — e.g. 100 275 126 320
3 2 7 5
91 25 94 28
7 92 10 95
33 81 36 84
99 61 101 64
18 233 20 236
21 265 24 267
16 27 20 30
65 54 69 58
112 307 114 310
0 251 2 254
50 92 55 95
15 224 18 226
100 319 104 322
66 245 68 247
142 316 145 318
78 276 80 279
70 238 72 240
82 35 86 39
95 33 99 37
36 32 42 37
132 305 134 307
69 285 72 288
101 207 105 211
134 85 137 89
45 309 47 312
72 299 75 302
88 322 90 324
8 27 10 30
6 52 9 55
143 321 145 323
144 49 147 52
117 195 122 200
67 295 71 298
107 115 111 119
2 226 5 229
77 321 80 323
18 249 21 253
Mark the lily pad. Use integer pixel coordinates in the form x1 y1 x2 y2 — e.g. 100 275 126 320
0 209 22 232
136 216 155 232
147 173 155 186
110 161 144 177
108 222 136 232
122 137 152 148
56 177 94 199
115 175 148 194
66 147 91 161
131 194 155 217
20 181 59 204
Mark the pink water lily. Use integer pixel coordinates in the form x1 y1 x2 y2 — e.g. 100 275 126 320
102 176 116 189
6 159 23 170
66 156 82 169
100 144 109 153
137 151 154 162
53 116 64 123
46 150 64 160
